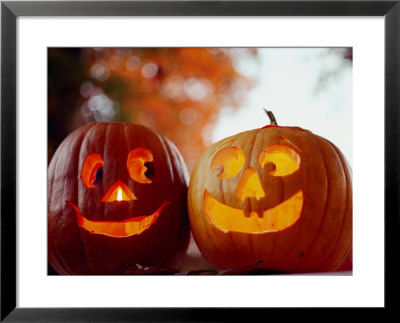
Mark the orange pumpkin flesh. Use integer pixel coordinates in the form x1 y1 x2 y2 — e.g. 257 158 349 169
69 201 170 238
188 112 352 273
48 122 190 275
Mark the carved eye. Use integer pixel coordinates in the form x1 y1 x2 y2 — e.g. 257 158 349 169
258 144 300 176
210 146 245 178
81 153 104 188
127 148 154 184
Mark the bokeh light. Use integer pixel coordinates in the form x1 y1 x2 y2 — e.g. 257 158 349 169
48 47 258 171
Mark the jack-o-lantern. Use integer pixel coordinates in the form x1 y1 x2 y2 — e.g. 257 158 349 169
48 122 190 275
188 111 352 273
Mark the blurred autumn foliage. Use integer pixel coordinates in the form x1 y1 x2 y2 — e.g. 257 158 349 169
47 47 352 275
48 48 258 172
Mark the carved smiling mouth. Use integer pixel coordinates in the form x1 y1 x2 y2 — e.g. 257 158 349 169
204 190 303 233
67 201 169 238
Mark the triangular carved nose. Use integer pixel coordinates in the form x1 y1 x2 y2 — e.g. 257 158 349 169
101 180 137 202
235 168 265 201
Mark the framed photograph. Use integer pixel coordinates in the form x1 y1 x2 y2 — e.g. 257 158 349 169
1 0 399 321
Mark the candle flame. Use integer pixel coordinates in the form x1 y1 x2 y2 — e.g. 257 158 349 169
101 180 137 202
117 187 123 201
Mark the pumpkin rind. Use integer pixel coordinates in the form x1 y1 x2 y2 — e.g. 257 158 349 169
188 126 352 273
48 122 190 275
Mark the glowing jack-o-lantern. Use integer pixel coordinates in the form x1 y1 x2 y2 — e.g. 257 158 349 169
48 123 190 275
188 111 352 273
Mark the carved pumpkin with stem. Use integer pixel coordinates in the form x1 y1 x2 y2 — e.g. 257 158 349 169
188 111 352 273
48 122 190 275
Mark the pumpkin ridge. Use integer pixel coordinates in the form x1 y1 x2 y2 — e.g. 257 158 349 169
265 127 285 270
329 194 351 270
196 153 224 268
323 139 351 271
330 242 352 271
332 141 352 269
159 135 181 266
270 126 307 270
308 136 345 272
96 123 111 273
69 125 99 274
157 132 174 184
273 128 289 268
157 135 178 268
164 135 191 184
56 124 96 274
274 129 324 272
219 152 238 261
299 131 331 272
217 140 238 260
61 147 81 274
228 131 259 262
49 146 74 274
77 124 102 274
167 138 191 185
128 131 188 268
313 140 345 271
246 130 262 264
48 144 66 273
188 158 215 266
297 131 309 271
317 142 351 271
101 123 117 274
295 131 309 268
79 123 104 274
212 135 241 266
122 123 145 264
123 124 133 242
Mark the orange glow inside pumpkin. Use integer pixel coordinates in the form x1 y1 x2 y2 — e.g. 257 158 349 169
204 190 303 233
203 143 304 234
72 148 173 238
101 180 137 202
81 153 104 188
210 146 245 178
236 168 266 200
68 201 169 237
258 144 300 176
127 148 154 184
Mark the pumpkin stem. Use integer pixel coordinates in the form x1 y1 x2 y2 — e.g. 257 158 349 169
264 109 278 126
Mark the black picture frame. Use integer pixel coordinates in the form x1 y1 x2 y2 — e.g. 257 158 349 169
1 0 399 321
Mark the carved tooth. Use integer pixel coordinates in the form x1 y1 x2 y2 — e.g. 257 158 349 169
243 204 251 217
